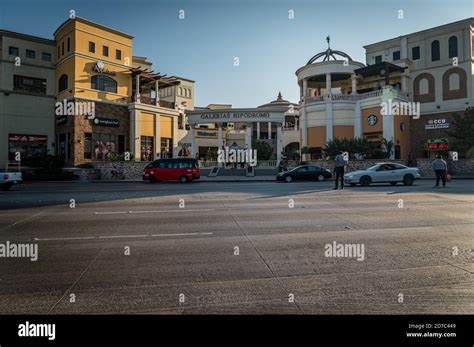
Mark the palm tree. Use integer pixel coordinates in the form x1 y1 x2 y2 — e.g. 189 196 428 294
382 138 394 159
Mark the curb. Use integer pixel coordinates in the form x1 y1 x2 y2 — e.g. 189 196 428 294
22 177 474 184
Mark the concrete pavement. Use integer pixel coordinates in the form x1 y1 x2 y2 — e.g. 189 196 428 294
0 180 472 314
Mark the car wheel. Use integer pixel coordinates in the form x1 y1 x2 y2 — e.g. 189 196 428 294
316 174 325 181
149 176 157 183
390 182 397 186
403 174 414 186
360 176 371 187
180 175 189 183
285 176 292 183
350 183 356 187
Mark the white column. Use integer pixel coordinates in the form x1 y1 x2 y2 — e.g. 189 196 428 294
325 73 333 144
351 74 357 95
401 74 407 92
155 79 160 106
303 78 308 99
190 125 196 159
217 123 223 167
354 101 362 138
256 122 260 139
276 124 283 163
299 82 303 101
326 73 332 99
382 87 395 159
301 78 308 161
325 101 333 143
400 37 408 60
267 122 271 139
135 74 141 102
246 123 252 149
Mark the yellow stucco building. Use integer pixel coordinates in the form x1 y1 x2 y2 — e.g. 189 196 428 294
53 17 193 165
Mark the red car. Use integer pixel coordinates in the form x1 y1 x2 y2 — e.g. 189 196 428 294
143 158 200 183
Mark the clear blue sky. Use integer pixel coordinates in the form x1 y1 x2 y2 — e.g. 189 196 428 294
1 0 472 107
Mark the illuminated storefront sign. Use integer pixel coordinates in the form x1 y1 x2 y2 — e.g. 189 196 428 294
200 112 270 120
427 138 448 150
425 119 449 130
93 117 119 127
196 129 218 138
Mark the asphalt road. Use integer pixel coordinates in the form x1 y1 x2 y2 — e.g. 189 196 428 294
0 180 473 314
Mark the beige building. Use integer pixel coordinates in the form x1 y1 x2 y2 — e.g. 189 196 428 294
0 30 56 167
364 17 474 158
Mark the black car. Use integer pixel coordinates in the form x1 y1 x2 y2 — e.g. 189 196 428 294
276 165 332 182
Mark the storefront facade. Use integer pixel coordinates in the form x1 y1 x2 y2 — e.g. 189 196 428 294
53 17 189 165
0 30 56 167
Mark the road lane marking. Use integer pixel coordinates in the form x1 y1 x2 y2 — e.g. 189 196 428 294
0 210 48 232
151 233 198 237
99 234 148 239
32 232 213 241
94 211 127 215
94 209 216 215
33 236 95 241
128 209 216 214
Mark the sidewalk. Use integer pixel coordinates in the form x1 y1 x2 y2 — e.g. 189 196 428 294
86 176 278 183
77 175 474 183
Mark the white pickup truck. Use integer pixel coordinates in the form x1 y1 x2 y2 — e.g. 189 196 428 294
0 171 22 191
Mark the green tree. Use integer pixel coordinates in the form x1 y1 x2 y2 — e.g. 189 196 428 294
445 109 474 158
254 140 274 160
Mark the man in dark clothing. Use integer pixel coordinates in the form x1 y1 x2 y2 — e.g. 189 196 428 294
432 155 447 187
278 160 286 173
333 151 348 190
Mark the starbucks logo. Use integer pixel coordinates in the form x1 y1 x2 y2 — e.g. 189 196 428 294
368 114 378 126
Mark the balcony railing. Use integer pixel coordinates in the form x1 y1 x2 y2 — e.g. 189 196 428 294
135 95 176 109
304 89 410 103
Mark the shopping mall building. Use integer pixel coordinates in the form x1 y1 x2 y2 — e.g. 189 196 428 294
297 17 473 160
0 17 472 166
181 18 474 163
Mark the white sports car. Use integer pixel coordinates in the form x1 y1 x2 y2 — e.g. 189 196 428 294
344 163 421 186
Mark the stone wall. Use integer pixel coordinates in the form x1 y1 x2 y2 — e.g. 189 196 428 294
93 161 150 180
90 159 474 180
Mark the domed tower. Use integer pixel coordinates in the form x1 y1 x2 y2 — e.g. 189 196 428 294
295 38 365 159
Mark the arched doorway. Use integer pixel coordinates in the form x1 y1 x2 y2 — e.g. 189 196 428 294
284 142 300 160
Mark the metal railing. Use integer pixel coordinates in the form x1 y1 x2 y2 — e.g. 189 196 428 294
304 89 410 103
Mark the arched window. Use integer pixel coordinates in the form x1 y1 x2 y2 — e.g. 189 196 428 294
442 67 467 100
431 40 440 61
58 74 68 92
413 73 435 103
448 36 458 58
449 73 460 91
419 78 429 95
91 75 117 93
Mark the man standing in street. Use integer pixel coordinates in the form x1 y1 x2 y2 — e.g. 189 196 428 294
432 154 448 187
334 151 348 190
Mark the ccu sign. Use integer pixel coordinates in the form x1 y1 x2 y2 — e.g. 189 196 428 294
425 119 449 130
